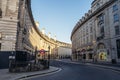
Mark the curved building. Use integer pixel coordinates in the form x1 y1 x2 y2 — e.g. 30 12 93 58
0 0 71 68
71 0 120 62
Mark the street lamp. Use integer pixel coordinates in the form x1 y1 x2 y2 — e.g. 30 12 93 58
34 46 37 64
48 46 50 68
93 40 97 62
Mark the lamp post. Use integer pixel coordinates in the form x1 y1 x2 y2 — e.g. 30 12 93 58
93 40 97 62
34 46 37 64
48 46 50 68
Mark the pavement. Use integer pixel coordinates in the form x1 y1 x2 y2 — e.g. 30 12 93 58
57 59 120 72
0 66 60 80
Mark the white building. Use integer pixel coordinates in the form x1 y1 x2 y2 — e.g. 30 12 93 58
71 0 120 62
57 47 72 59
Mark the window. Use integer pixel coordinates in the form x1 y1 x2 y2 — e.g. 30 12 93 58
89 53 93 59
22 38 25 43
100 26 104 35
99 15 104 21
0 32 1 39
86 28 88 35
98 44 105 49
115 26 120 35
113 4 118 12
86 37 88 43
116 39 120 58
90 27 92 33
0 8 2 18
90 35 93 42
98 14 104 24
0 43 1 50
114 14 119 22
101 27 104 33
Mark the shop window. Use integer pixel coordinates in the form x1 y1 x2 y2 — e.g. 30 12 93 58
83 54 86 59
89 53 93 59
99 52 107 60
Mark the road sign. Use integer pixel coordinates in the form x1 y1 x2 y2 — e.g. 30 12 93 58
39 49 45 54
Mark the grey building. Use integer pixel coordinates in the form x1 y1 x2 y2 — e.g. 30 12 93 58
71 0 120 62
0 0 71 68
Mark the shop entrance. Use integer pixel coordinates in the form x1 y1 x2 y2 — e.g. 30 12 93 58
97 43 107 60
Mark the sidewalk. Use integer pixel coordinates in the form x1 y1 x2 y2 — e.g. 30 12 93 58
0 66 60 80
58 59 120 72
88 61 120 68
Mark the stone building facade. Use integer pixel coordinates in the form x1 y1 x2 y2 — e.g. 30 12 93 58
56 47 71 59
0 0 71 57
71 0 120 62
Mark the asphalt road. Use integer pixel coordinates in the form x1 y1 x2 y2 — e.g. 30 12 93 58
30 60 120 80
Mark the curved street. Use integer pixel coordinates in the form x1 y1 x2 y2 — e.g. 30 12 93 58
30 60 120 80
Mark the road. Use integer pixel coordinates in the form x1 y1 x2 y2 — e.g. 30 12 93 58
30 60 120 80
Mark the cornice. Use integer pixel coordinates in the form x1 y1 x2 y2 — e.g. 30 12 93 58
71 0 116 40
26 0 71 47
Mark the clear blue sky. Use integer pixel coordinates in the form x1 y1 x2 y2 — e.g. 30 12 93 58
31 0 94 43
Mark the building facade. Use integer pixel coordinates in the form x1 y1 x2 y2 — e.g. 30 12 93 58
71 0 120 62
56 47 72 59
0 0 71 63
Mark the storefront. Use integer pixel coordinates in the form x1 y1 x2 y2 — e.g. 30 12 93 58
98 52 107 60
97 43 107 61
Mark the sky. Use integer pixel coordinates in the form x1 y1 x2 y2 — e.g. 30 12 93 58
31 0 94 43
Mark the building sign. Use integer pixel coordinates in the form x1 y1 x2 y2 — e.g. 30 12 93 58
39 49 45 54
